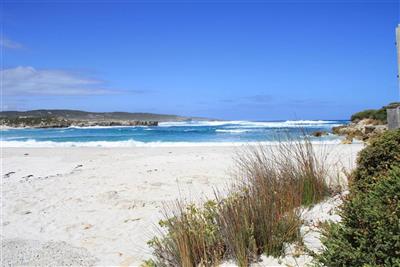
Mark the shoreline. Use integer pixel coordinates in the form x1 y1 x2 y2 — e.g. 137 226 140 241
1 137 358 148
1 140 354 148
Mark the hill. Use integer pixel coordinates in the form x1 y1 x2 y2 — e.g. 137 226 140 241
0 109 205 122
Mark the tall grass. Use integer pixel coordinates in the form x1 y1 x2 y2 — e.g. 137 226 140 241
147 136 331 267
227 137 329 260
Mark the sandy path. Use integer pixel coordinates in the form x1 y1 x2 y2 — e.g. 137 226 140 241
1 144 362 266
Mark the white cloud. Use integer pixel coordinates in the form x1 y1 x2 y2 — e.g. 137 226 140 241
0 37 23 49
2 66 117 95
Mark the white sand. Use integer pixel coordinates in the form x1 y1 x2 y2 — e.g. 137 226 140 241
1 144 363 266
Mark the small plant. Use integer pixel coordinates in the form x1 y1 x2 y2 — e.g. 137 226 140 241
140 259 157 267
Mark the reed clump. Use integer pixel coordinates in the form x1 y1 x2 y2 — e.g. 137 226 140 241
147 137 331 267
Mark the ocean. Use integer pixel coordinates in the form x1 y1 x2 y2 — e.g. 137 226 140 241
0 120 347 147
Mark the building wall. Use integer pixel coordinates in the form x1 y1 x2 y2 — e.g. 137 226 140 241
387 26 400 129
397 25 400 78
388 107 400 129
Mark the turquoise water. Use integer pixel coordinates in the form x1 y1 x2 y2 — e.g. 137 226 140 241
1 120 347 147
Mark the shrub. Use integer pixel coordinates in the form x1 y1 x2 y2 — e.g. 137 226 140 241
147 137 330 266
147 200 225 267
385 101 400 109
315 167 400 266
352 129 400 191
350 103 400 123
350 108 387 123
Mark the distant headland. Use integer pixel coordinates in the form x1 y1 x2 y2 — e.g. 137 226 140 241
0 109 209 128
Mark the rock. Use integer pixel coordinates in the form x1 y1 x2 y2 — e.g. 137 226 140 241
341 138 353 144
364 125 376 135
332 119 388 142
312 131 328 137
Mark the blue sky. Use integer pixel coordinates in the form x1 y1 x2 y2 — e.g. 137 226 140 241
1 0 399 120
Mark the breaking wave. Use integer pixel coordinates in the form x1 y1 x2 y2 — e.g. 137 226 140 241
1 139 345 148
159 120 343 128
215 129 252 133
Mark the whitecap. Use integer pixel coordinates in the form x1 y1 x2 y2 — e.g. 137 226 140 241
215 129 251 133
159 120 344 128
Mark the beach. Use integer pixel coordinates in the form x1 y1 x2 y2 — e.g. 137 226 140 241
2 144 363 266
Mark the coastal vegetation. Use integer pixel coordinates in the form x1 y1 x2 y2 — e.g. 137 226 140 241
331 102 400 143
146 137 332 266
350 109 387 123
314 129 400 266
350 102 400 123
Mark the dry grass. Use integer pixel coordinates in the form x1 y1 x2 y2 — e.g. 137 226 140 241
223 137 330 265
147 136 331 266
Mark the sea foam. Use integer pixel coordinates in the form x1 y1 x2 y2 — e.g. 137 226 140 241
158 120 343 128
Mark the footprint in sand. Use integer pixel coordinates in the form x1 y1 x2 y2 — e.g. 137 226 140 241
13 199 35 215
83 223 93 230
3 171 16 178
150 182 163 187
123 218 141 223
65 223 94 234
97 191 146 209
97 191 119 203
176 175 209 185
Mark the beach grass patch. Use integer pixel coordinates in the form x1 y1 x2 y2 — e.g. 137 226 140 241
147 136 332 266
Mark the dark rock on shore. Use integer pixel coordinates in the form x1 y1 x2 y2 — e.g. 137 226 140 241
312 131 328 137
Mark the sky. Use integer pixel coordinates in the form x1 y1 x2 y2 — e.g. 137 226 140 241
1 0 399 120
